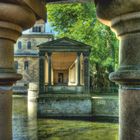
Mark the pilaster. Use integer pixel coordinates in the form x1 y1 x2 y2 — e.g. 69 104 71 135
39 52 45 94
77 52 81 86
47 52 52 86
83 52 90 93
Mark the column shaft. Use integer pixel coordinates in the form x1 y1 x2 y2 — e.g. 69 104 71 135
39 52 45 94
0 89 12 140
83 52 90 93
47 52 52 86
77 52 81 86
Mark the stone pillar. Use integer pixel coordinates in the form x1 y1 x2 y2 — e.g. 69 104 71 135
28 83 38 140
0 1 45 139
39 52 45 94
47 52 52 86
77 52 81 86
95 1 140 139
28 82 39 102
83 52 90 93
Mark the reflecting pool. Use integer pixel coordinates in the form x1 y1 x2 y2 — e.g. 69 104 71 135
12 96 118 140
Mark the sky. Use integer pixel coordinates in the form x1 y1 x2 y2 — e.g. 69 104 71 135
23 22 56 34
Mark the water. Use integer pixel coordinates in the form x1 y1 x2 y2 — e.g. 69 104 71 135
12 96 118 140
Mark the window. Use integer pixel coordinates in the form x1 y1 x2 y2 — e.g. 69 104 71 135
24 61 29 70
14 61 18 70
32 26 42 32
27 41 31 49
32 27 36 32
18 41 22 49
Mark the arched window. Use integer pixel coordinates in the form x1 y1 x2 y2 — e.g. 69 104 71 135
18 41 22 49
24 61 29 70
27 41 31 49
38 26 42 32
14 61 18 70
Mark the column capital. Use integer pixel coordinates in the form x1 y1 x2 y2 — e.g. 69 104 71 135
47 52 52 57
0 2 45 86
77 52 82 56
39 51 45 57
95 0 140 26
83 52 90 57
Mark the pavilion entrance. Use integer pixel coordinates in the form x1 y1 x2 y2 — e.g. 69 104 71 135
38 37 91 94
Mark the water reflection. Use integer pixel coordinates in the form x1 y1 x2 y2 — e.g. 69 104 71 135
28 97 38 140
12 96 118 140
13 96 38 140
12 96 29 140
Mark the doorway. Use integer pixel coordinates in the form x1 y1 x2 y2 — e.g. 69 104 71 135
58 73 64 84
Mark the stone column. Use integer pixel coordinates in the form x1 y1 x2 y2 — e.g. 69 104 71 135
77 52 81 86
83 52 90 93
39 52 45 94
95 1 140 139
47 52 52 86
0 1 45 139
28 82 38 140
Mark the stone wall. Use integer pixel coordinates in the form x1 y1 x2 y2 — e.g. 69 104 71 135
38 94 92 117
37 94 119 118
92 96 118 117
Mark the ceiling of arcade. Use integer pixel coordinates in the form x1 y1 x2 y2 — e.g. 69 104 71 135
51 52 77 70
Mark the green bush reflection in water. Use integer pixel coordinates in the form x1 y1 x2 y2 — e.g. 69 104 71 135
38 119 118 140
13 96 118 140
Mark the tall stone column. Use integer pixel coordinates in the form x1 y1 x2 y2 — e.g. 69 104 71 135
83 52 90 93
47 52 52 86
77 52 81 86
39 52 45 94
0 1 45 139
95 0 140 139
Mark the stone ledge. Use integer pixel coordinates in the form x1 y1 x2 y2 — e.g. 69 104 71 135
38 94 91 99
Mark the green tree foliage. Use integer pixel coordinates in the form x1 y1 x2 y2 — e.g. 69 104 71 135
47 2 119 92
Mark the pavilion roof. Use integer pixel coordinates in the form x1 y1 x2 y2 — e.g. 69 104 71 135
37 37 91 52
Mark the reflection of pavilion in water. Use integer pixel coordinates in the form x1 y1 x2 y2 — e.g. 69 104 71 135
38 37 91 94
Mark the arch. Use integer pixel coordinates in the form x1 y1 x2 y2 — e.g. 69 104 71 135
27 41 31 49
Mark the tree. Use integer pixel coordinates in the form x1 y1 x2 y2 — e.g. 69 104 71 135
47 2 119 92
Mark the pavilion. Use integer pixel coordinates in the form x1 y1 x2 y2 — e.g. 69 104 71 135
38 37 91 94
